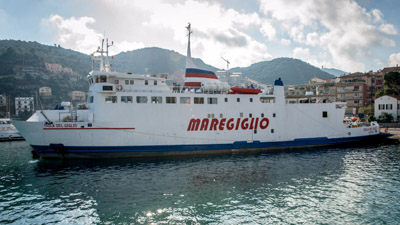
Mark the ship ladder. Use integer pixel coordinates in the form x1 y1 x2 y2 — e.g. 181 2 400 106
71 109 78 122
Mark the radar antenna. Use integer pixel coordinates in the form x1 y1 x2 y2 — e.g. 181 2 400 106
90 38 113 72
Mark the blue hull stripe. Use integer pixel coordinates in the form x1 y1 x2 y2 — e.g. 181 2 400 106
30 134 384 158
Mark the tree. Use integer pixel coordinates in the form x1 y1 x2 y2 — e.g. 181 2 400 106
375 71 400 98
385 71 400 92
379 112 394 123
358 105 374 116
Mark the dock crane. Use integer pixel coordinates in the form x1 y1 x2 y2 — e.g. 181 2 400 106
221 57 230 71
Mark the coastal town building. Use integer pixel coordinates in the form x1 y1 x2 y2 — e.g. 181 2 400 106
284 66 400 116
15 66 40 76
15 97 34 116
374 95 400 122
39 87 52 96
285 78 337 104
45 62 73 74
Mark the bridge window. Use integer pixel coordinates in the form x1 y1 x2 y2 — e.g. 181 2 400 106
194 97 204 104
136 96 148 103
151 96 162 104
121 96 133 103
89 96 94 103
125 80 129 85
100 76 107 83
208 97 218 104
166 97 176 104
224 98 228 102
180 97 191 104
154 80 157 85
145 80 148 85
130 80 134 85
105 96 117 103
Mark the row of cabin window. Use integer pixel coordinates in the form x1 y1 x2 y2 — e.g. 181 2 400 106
116 80 158 86
104 96 217 104
103 96 274 104
89 76 159 86
207 112 275 118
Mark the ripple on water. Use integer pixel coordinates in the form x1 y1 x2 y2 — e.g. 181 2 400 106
0 142 400 224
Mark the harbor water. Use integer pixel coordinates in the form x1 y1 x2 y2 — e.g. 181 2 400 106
1 141 400 224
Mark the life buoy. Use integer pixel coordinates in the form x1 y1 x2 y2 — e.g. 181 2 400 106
117 85 123 91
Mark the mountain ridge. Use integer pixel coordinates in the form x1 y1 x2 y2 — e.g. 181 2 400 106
0 39 336 86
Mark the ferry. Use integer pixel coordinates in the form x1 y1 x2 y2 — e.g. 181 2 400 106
13 24 385 158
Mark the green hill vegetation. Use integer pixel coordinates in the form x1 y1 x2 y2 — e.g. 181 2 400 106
112 47 216 75
231 58 335 85
376 71 400 97
321 67 347 77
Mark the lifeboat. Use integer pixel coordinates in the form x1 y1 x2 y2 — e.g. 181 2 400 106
229 85 261 94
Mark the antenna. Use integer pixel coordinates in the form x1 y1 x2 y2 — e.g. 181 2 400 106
221 57 230 71
186 22 192 38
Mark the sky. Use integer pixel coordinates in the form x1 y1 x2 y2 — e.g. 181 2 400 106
1 0 400 73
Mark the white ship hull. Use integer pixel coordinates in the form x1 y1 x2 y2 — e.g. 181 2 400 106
11 32 386 159
13 98 382 158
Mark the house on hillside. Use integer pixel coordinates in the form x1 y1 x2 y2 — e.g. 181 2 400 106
15 97 34 116
374 95 400 122
39 87 52 96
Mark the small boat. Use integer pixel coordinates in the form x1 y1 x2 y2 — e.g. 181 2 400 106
230 85 262 94
0 118 23 141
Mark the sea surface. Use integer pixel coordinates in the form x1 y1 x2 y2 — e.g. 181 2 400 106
1 141 400 224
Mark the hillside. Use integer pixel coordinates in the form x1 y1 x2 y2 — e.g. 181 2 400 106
112 47 217 75
231 58 335 85
0 40 91 76
321 67 347 77
0 40 339 105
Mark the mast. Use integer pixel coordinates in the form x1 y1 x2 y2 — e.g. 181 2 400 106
185 23 196 69
90 38 113 72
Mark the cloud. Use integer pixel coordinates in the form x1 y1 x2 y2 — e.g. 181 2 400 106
109 41 145 55
374 58 384 68
292 47 310 60
42 14 145 55
280 38 291 46
0 9 7 25
133 0 270 67
43 14 103 54
388 53 400 67
259 0 397 72
260 19 276 41
40 0 271 68
306 32 319 46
